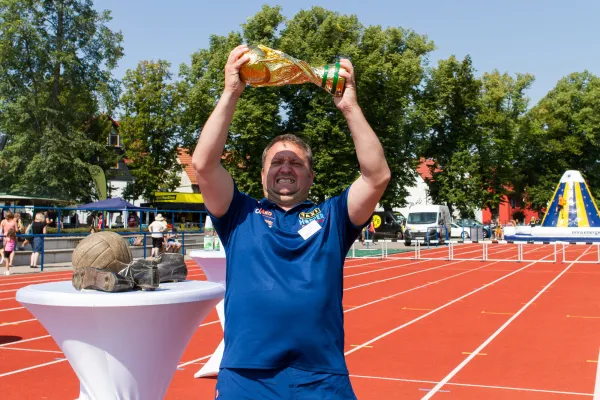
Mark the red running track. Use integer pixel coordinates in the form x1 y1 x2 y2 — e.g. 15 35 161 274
0 244 599 399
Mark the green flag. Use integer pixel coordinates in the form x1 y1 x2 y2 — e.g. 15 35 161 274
88 165 107 200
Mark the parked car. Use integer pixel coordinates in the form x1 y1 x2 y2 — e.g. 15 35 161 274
450 223 470 239
455 218 491 239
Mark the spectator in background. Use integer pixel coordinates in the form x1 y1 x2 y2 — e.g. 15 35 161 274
1 211 17 265
128 212 139 228
3 228 16 275
86 212 96 227
97 214 104 231
30 213 47 269
529 217 537 227
165 227 183 253
115 213 123 228
148 214 167 257
14 212 25 250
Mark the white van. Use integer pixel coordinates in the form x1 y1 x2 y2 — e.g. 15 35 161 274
404 204 451 245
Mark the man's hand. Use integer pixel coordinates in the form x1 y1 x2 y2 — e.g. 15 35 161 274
333 59 359 114
224 45 250 97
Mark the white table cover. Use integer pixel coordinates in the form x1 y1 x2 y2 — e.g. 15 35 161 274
17 280 224 400
189 250 227 378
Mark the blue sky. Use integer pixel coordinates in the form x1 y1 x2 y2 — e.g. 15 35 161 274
94 0 599 106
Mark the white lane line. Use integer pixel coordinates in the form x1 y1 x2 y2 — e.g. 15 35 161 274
422 246 592 399
0 307 24 312
345 261 498 313
177 353 212 368
0 358 68 378
0 297 17 301
345 250 557 357
0 346 63 354
0 335 51 347
594 347 600 400
0 318 37 326
350 374 593 397
0 277 70 287
199 320 219 327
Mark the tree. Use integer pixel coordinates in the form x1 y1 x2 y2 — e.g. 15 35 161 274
477 71 534 216
180 5 434 205
419 55 482 215
0 0 123 200
119 60 183 200
516 71 600 209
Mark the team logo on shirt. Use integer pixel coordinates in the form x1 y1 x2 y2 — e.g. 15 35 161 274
299 207 325 226
264 218 274 228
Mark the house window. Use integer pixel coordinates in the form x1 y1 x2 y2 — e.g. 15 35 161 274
108 129 121 147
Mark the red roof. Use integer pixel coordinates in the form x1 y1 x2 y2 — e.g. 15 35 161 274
177 148 197 185
416 158 438 180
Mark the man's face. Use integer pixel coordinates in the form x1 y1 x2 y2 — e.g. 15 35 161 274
262 141 314 209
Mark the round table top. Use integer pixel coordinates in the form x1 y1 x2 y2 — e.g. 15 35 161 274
189 249 226 259
16 280 225 308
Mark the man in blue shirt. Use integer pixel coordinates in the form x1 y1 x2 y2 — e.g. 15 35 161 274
192 44 390 399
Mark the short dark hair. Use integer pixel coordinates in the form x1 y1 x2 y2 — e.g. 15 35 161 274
262 134 313 170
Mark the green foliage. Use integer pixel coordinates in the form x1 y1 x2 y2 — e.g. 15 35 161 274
0 0 123 201
119 60 183 200
180 5 434 204
516 71 600 209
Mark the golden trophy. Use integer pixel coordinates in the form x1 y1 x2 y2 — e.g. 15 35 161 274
239 44 346 96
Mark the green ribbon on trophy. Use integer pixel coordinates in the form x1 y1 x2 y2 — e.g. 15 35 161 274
239 45 346 96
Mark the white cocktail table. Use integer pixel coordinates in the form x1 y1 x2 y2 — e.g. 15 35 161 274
16 280 225 400
189 249 226 378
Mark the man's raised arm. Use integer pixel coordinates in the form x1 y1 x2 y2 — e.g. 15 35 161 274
192 45 249 218
335 59 391 226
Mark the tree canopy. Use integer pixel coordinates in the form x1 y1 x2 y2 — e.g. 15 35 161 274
0 0 123 201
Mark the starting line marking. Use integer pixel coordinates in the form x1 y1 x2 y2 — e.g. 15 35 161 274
351 345 373 348
350 374 593 397
462 352 487 356
567 315 600 319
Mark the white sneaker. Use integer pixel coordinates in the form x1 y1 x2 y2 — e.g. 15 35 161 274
4 270 10 276
0 258 4 264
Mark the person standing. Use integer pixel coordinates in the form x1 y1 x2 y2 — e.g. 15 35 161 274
30 213 47 269
148 214 167 257
0 211 17 265
192 45 390 399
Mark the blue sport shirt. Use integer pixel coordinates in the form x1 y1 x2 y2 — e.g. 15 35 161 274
209 183 363 374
